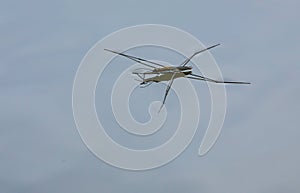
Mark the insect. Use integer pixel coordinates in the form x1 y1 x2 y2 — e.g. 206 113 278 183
105 44 250 111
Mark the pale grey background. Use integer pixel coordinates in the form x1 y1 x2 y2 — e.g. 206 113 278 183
1 0 299 192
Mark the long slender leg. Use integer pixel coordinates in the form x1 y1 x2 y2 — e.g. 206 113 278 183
188 73 250 84
180 44 220 67
158 72 177 112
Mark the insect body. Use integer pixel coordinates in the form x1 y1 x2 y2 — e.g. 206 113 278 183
105 44 249 111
